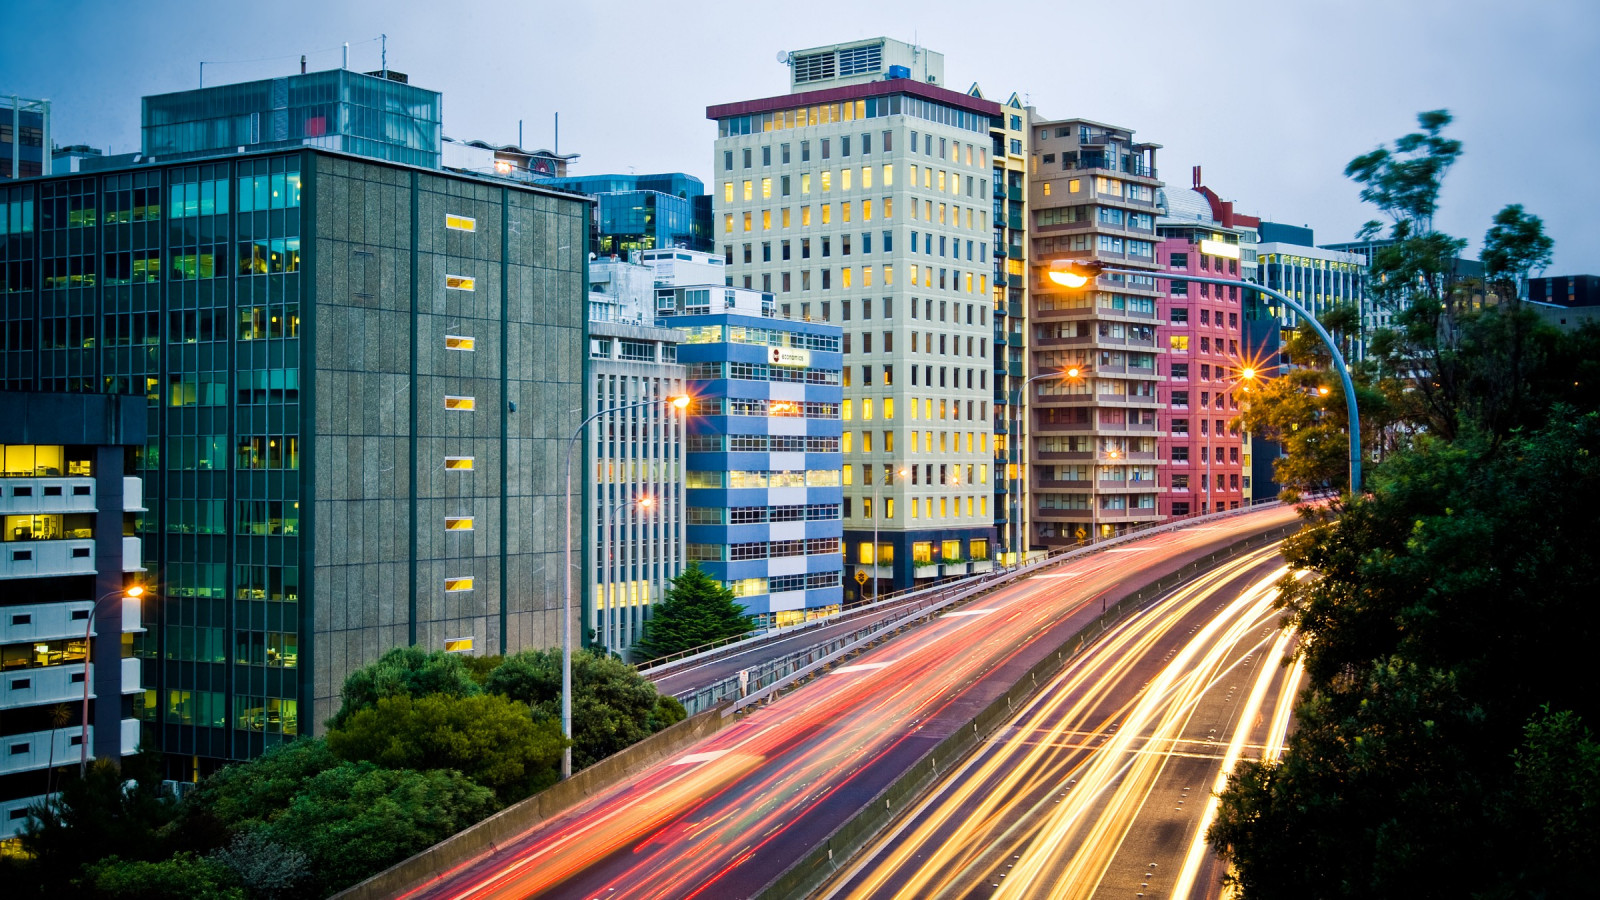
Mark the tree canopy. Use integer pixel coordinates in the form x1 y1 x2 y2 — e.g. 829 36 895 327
487 648 687 769
326 645 482 729
1212 110 1600 897
633 563 753 660
326 692 565 801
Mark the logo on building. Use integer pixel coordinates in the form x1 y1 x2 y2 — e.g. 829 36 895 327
769 347 811 367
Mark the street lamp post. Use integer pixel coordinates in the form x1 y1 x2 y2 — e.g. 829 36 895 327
600 495 654 657
1011 366 1086 563
564 393 688 778
82 586 144 777
1051 260 1361 492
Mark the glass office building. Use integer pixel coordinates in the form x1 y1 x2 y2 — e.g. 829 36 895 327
540 173 713 255
0 149 585 775
143 69 442 169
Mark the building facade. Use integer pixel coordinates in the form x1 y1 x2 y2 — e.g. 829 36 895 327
1 392 145 842
541 173 714 256
985 91 1031 565
709 37 1002 595
2 96 51 181
584 255 686 658
0 149 585 774
142 69 442 168
666 289 844 625
1256 223 1369 359
1155 187 1250 517
1025 117 1164 544
1528 274 1599 307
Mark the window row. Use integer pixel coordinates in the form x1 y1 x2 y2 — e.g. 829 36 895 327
685 469 842 489
684 434 840 454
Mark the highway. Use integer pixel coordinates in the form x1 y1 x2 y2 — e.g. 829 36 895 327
819 546 1304 900
402 504 1300 900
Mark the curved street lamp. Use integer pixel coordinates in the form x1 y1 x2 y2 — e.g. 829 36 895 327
1050 259 1362 493
1009 365 1092 564
82 585 145 777
563 393 689 778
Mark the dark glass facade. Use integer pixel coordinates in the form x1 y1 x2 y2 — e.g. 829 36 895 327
0 149 586 774
143 70 442 169
540 173 713 255
1 102 49 181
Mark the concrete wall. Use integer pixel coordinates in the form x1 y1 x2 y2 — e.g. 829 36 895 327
309 154 587 731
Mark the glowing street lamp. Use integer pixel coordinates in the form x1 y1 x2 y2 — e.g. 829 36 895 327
1048 258 1363 492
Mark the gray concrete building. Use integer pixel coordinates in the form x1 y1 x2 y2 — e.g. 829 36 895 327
0 148 586 775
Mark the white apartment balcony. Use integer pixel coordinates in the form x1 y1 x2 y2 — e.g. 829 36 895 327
1 600 94 643
121 718 138 755
123 592 145 632
0 477 96 515
123 536 144 572
1 663 87 710
1 791 54 840
122 657 140 695
0 727 83 776
123 476 146 513
0 540 96 580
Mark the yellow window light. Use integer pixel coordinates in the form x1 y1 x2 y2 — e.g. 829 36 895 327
446 274 475 291
445 335 475 351
444 637 474 652
444 577 474 592
444 395 476 411
445 517 474 531
444 456 475 470
445 214 477 232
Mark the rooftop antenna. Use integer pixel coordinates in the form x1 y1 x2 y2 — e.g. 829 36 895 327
342 42 349 70
381 34 387 77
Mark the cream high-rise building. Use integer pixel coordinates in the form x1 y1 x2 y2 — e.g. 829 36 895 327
708 37 1002 596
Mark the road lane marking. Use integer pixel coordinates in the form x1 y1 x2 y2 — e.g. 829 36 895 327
944 609 1000 617
671 749 731 765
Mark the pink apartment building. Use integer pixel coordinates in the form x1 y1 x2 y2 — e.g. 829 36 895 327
1155 177 1258 516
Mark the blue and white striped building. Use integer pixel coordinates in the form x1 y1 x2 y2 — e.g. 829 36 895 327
664 288 845 626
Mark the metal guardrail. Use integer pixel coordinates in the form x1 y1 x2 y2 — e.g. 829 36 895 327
674 498 1286 715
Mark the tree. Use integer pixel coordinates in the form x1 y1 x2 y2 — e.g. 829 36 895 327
487 648 684 769
83 852 246 900
326 693 564 801
633 563 753 661
251 763 497 896
18 753 177 890
327 645 483 729
173 738 340 846
1211 413 1600 897
208 831 312 900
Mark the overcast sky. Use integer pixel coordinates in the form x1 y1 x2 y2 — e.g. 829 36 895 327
5 0 1596 271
